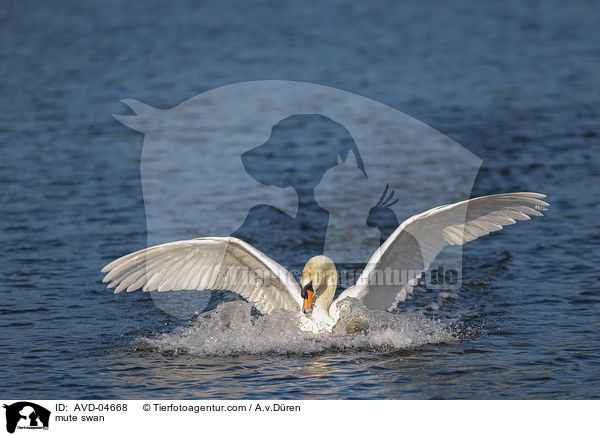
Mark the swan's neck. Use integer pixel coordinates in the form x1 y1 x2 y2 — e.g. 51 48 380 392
313 281 336 316
299 256 338 332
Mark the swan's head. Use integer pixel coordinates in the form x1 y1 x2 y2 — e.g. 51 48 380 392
300 255 338 314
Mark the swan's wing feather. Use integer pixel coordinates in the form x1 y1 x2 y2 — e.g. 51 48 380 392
335 192 548 311
101 237 302 314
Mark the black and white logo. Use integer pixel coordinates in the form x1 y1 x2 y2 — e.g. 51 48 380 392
3 402 50 434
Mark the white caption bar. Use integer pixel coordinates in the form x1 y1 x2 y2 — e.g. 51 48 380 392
0 400 597 436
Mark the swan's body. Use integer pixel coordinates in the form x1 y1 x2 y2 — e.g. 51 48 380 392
102 192 549 333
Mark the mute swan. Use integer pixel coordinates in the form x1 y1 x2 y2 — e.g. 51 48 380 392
102 192 549 333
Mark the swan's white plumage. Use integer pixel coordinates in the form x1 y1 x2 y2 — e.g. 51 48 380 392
102 192 548 333
101 237 302 314
335 192 549 311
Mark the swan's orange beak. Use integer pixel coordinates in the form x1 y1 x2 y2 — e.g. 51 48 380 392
302 289 314 314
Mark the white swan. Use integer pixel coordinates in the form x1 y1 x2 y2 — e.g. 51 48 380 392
102 192 549 333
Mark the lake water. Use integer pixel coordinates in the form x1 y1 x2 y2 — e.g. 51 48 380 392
1 0 599 399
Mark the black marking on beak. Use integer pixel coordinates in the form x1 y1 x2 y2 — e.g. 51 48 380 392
301 281 313 299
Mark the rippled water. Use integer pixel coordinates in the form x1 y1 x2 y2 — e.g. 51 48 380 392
1 0 599 399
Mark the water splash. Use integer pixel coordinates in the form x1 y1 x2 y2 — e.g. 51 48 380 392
139 300 456 356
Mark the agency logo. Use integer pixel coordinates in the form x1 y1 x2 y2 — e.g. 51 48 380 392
3 402 50 434
113 80 481 317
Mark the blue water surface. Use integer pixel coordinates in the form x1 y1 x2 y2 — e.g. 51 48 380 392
1 0 599 399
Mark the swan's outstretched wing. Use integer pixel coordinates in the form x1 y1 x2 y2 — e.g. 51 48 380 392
334 192 549 311
101 237 302 314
